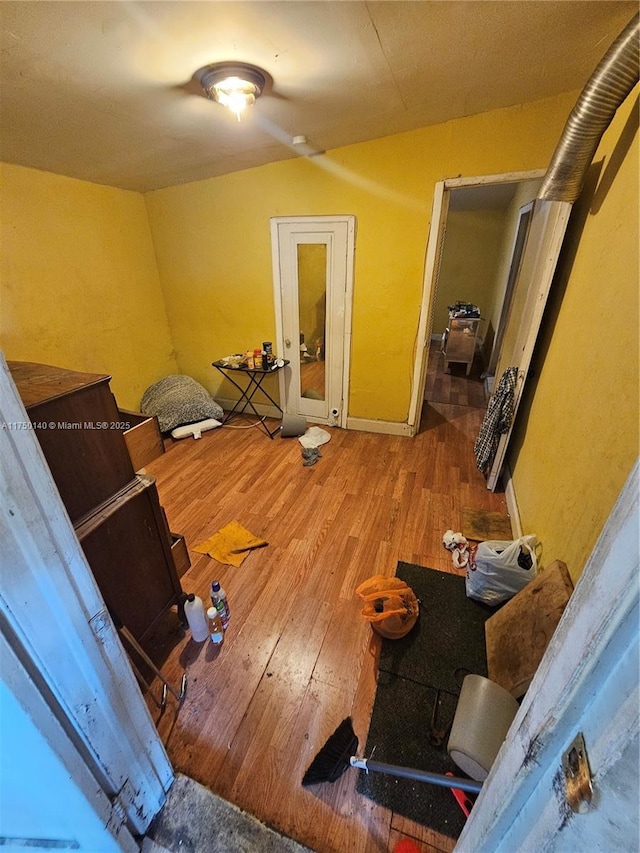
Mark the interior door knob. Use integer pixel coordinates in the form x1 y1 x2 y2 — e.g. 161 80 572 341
285 339 291 347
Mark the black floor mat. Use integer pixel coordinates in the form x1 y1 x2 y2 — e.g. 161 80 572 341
355 562 495 838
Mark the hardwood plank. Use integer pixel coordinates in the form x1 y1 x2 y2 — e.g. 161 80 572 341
140 353 507 853
390 820 456 852
462 507 513 542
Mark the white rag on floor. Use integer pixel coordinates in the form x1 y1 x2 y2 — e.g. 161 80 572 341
442 529 470 568
298 426 332 449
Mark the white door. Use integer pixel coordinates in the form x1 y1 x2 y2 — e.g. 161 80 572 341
486 198 572 490
487 200 534 376
0 355 173 846
271 216 355 427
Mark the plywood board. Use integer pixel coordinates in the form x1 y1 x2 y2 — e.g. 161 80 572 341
486 560 573 698
462 507 513 542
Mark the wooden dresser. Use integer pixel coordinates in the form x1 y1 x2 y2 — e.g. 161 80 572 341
8 361 185 644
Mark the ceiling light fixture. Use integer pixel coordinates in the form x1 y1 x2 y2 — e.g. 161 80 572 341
200 63 266 121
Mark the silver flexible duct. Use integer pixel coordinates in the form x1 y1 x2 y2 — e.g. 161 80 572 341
539 13 639 202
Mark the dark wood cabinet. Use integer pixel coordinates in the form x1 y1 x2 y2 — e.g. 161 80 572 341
9 361 184 643
8 362 135 523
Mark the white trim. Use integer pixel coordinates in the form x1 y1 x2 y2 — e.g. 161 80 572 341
341 216 356 427
502 461 523 538
444 169 546 189
271 218 286 419
408 181 448 432
346 416 413 436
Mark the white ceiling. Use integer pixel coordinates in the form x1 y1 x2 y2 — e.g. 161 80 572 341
0 1 636 192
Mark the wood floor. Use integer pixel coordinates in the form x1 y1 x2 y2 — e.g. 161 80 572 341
142 345 505 853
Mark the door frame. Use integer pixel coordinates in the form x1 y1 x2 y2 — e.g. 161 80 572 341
408 170 546 435
486 198 572 490
271 215 355 429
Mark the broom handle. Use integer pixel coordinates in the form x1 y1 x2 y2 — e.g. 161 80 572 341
349 757 483 794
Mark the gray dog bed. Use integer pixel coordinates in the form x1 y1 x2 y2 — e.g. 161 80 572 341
141 375 223 433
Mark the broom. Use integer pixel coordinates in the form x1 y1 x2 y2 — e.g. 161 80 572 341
301 716 482 795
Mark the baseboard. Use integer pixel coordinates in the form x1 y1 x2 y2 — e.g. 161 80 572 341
346 417 413 436
483 374 495 398
217 396 281 420
503 461 523 537
218 398 413 437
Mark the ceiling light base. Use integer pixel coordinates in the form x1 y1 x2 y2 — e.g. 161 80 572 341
199 62 266 120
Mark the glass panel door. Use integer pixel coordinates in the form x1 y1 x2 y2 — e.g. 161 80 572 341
271 216 355 426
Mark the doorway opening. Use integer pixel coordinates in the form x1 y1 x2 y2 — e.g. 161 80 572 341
421 174 542 413
410 172 572 492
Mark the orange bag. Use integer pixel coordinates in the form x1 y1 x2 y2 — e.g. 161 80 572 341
355 575 419 639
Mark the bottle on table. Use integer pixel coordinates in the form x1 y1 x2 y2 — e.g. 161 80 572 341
207 607 225 645
211 580 230 629
262 341 273 369
184 593 209 643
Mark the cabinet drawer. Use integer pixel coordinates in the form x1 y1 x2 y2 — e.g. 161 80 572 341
445 318 479 362
120 410 165 471
75 476 181 642
446 331 477 361
170 533 191 578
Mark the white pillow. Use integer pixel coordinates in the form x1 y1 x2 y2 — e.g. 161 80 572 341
170 419 221 440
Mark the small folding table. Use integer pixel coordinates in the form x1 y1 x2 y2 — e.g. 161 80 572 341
212 359 290 439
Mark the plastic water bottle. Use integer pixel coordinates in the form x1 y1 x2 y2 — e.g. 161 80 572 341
211 580 230 629
184 593 209 642
207 607 224 645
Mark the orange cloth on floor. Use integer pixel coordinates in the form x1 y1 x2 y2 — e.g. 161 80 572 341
193 520 268 567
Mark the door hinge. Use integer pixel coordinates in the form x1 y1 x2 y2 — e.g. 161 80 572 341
88 609 113 648
562 732 593 814
107 794 127 834
107 778 139 834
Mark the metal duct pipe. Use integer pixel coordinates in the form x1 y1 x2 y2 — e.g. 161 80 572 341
539 13 639 202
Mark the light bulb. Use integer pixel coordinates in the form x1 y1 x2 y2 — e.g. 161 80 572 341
213 76 257 121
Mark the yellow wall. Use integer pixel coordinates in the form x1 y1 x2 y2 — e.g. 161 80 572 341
1 85 635 582
509 90 639 581
145 91 578 420
434 208 507 342
0 163 178 409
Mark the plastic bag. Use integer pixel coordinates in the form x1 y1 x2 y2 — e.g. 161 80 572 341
355 575 419 639
465 535 539 606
